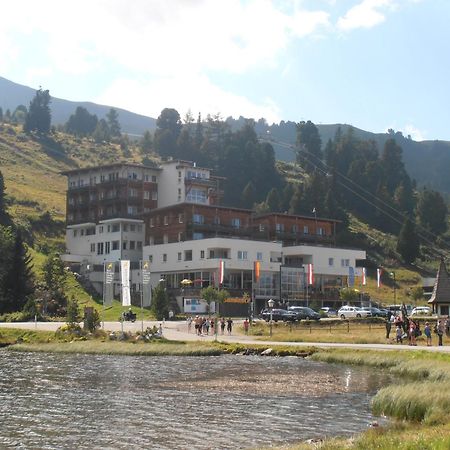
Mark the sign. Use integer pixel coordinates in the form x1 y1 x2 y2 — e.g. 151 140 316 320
121 260 131 306
184 298 215 314
141 260 151 307
104 262 115 306
224 297 249 304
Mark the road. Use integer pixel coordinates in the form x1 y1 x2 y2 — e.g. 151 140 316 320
2 320 450 352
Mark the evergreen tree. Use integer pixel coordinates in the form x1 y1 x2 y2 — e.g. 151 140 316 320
24 88 51 134
296 120 322 173
289 184 304 215
152 283 169 320
66 295 81 325
12 105 27 124
0 170 10 226
2 231 34 312
106 108 121 137
5 109 11 123
266 188 281 212
65 106 98 136
416 188 448 236
0 107 3 122
140 130 153 153
41 253 68 316
194 112 204 148
242 181 256 209
397 218 420 264
92 119 110 143
0 226 14 314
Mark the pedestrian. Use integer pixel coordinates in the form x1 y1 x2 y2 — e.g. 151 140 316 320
385 316 392 340
437 319 444 346
408 320 417 346
243 318 249 335
220 317 226 335
210 318 215 334
226 318 233 335
158 323 163 336
204 318 210 335
187 316 192 333
396 325 403 344
424 322 432 346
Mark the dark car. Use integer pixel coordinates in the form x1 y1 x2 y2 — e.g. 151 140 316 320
360 306 388 318
260 309 298 322
288 306 321 321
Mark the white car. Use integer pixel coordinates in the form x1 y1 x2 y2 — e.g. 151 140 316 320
410 306 432 316
338 306 372 319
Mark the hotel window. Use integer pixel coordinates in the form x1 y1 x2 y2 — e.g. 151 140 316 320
193 214 204 224
163 254 167 262
292 224 298 233
137 241 142 249
152 175 157 182
178 252 182 261
144 191 150 200
164 216 169 225
112 241 119 250
257 252 263 261
123 224 128 232
97 242 104 255
163 234 168 244
328 258 334 266
275 223 284 232
193 232 204 240
152 191 158 201
112 224 120 232
237 250 248 260
303 225 309 234
149 255 153 263
200 250 205 259
178 232 183 242
122 241 127 250
130 241 136 250
178 213 184 223
186 188 207 204
150 218 154 228
73 230 78 237
90 243 95 253
105 241 110 254
317 227 324 235
128 206 138 215
341 259 350 267
184 250 193 261
130 224 136 232
98 226 103 234
231 218 240 229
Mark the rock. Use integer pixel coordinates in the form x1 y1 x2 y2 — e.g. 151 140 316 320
261 348 273 356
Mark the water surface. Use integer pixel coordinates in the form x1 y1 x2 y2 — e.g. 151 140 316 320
0 351 388 449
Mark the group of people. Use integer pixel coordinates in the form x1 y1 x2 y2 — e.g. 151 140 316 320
386 311 450 346
187 316 234 336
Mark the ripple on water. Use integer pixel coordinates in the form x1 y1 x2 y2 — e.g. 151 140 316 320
0 351 390 450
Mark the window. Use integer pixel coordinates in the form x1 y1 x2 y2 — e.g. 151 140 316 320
98 226 103 234
152 175 157 182
163 234 168 244
317 227 324 236
112 224 120 232
112 240 119 250
231 218 241 229
184 250 193 261
200 250 205 259
163 253 167 262
150 218 154 228
178 252 182 261
328 258 334 266
137 225 142 232
193 214 204 224
164 216 169 225
178 213 184 223
193 232 204 240
257 252 263 261
149 255 153 263
130 224 136 232
143 191 150 200
292 224 298 233
213 216 220 225
129 188 138 197
123 224 128 232
178 232 183 242
73 230 78 237
152 191 158 201
128 206 138 215
275 223 284 232
90 243 95 253
237 250 248 260
97 242 104 255
105 242 110 254
341 259 350 267
259 224 265 232
137 241 142 249
122 241 127 250
186 188 207 204
303 225 309 234
130 241 135 250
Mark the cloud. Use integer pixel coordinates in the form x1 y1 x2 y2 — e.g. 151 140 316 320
403 124 426 141
337 0 394 31
95 75 281 124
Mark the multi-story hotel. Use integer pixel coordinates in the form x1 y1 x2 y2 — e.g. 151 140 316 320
62 160 366 314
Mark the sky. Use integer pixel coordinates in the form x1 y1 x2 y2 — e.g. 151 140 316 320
1 0 449 141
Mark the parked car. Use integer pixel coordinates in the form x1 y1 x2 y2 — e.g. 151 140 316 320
338 306 372 319
320 307 337 317
410 306 432 316
260 309 298 322
360 306 388 318
288 306 321 321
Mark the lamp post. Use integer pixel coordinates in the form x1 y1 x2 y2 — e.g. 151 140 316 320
268 298 274 338
390 272 396 303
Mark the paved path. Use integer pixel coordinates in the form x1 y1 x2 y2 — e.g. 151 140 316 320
2 320 450 352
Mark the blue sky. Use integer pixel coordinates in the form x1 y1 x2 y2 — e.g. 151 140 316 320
1 0 449 140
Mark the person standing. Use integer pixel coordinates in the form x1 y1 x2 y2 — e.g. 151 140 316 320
220 317 226 335
396 325 403 344
243 318 249 335
424 322 432 346
385 315 392 340
437 319 444 346
187 316 192 333
226 318 233 335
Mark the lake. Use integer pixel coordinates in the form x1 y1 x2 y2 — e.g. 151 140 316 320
0 351 389 449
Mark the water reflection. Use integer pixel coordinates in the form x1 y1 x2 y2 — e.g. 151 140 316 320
0 351 388 450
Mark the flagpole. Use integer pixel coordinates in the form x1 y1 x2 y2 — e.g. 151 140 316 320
140 260 144 333
102 262 105 330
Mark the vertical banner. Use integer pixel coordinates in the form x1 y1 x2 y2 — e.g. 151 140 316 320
219 260 225 285
254 261 260 282
348 267 355 287
362 267 367 286
377 268 382 288
141 260 152 307
307 263 314 285
104 262 115 306
121 260 131 306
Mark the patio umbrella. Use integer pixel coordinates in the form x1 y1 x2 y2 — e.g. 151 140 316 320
180 279 193 286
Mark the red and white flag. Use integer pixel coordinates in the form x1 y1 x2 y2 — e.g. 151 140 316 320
377 268 382 288
307 263 314 285
219 260 225 285
362 268 367 286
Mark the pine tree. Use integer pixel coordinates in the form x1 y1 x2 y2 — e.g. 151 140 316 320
0 107 3 122
296 120 322 173
106 108 121 137
266 188 281 212
23 87 51 134
152 283 169 320
397 218 420 264
0 170 10 226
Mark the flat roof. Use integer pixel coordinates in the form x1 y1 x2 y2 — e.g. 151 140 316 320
254 212 341 223
61 162 162 176
144 202 254 215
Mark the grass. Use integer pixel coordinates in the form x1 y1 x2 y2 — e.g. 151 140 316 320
0 328 56 345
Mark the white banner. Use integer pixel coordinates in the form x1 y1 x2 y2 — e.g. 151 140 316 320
121 260 131 306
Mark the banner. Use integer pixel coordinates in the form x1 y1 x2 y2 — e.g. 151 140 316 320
348 267 355 287
141 260 151 307
377 268 382 288
219 260 225 285
254 261 261 282
104 262 115 306
362 267 367 286
121 260 131 306
307 263 314 285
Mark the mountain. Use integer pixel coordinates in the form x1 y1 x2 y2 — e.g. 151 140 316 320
0 77 156 137
2 75 450 193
